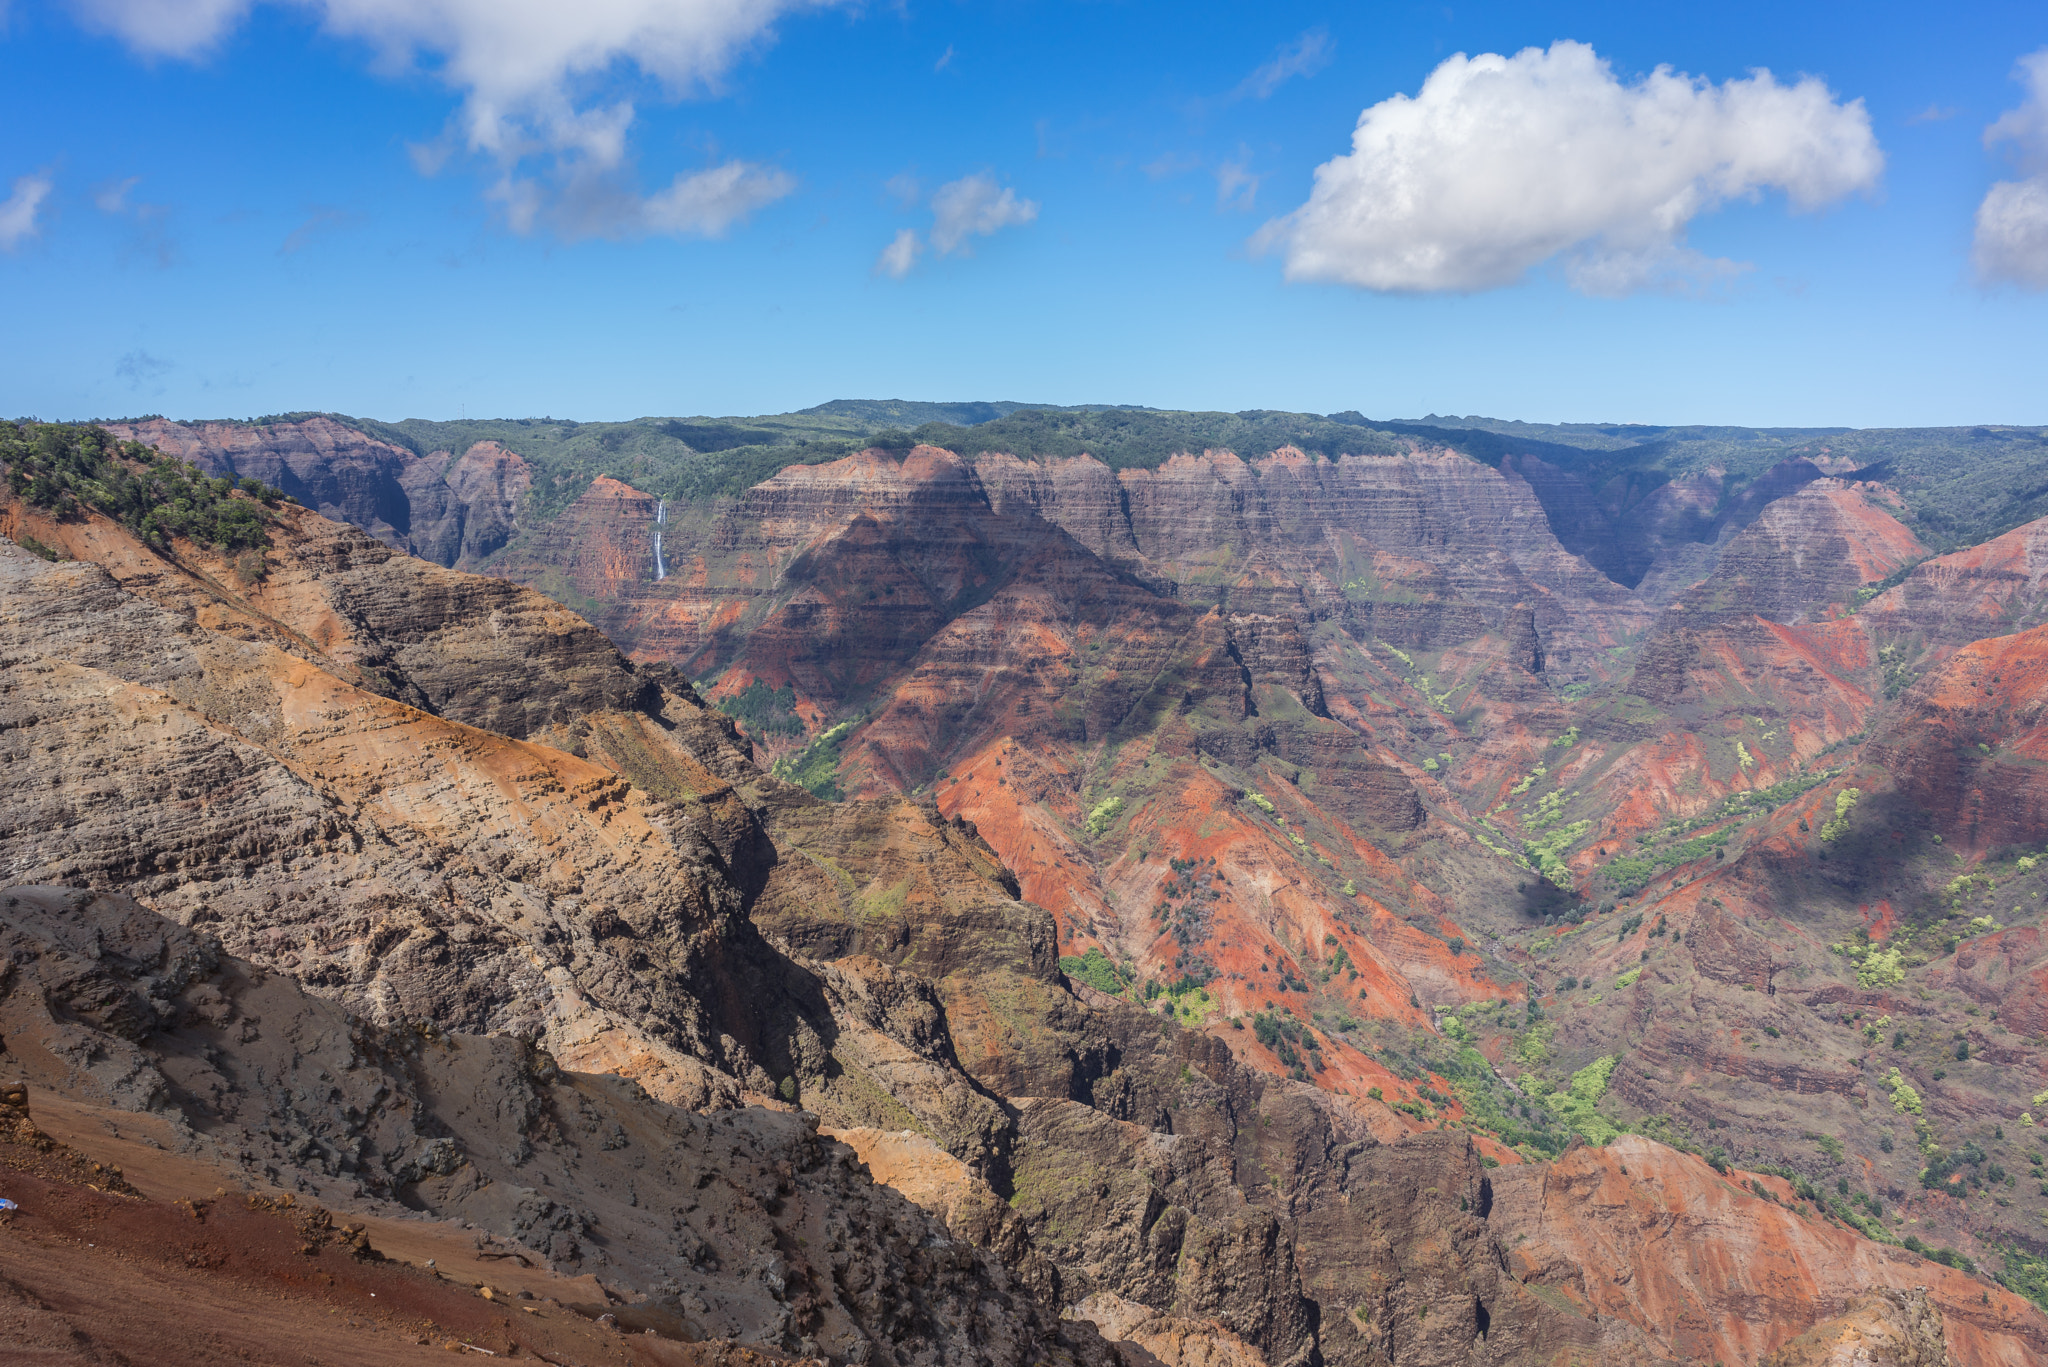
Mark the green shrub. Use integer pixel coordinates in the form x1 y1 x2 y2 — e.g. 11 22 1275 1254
1085 795 1125 836
716 680 805 738
1857 948 1906 989
1058 948 1133 997
1 420 287 552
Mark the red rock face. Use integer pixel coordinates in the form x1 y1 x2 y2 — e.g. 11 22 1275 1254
1493 1136 2048 1365
1692 483 1927 625
1865 625 2048 853
490 473 660 604
430 439 532 565
975 445 1645 675
1863 516 2048 655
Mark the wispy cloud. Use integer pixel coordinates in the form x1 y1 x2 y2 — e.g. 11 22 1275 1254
1143 152 1202 181
640 161 795 237
280 205 363 254
934 45 954 72
873 227 921 278
115 348 173 390
1215 154 1260 211
91 175 180 265
883 171 922 206
0 172 52 250
1233 28 1332 101
1906 104 1958 125
93 176 141 213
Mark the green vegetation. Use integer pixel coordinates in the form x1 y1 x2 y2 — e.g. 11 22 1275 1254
1496 1050 1626 1151
1 420 288 552
1918 1135 2005 1195
1876 641 1919 699
1600 768 1840 893
1849 558 1927 611
367 403 1023 515
1250 1010 1324 1081
715 680 805 738
1548 1055 1622 1145
1390 415 2048 554
771 719 853 799
1058 948 1134 997
1085 795 1126 836
1901 1234 1976 1275
1820 787 1862 842
1526 788 1572 830
1998 1244 2048 1317
1856 946 1907 989
1524 820 1592 889
899 407 1404 472
1436 1044 1574 1157
1885 1067 1924 1114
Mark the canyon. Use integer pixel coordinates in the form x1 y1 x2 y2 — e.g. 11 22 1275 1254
11 407 2048 1364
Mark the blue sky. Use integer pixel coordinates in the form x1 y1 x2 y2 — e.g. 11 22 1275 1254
3 0 2045 426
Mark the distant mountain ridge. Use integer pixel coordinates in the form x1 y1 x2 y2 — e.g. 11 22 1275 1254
90 403 2048 557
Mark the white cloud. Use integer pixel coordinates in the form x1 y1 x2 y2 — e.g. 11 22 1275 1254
641 160 794 236
874 227 920 278
71 0 830 234
1974 50 2048 290
928 173 1036 256
1975 180 2048 288
1234 28 1331 101
1255 40 1883 296
0 172 52 250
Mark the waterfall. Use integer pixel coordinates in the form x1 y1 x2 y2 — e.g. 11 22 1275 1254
653 498 667 581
